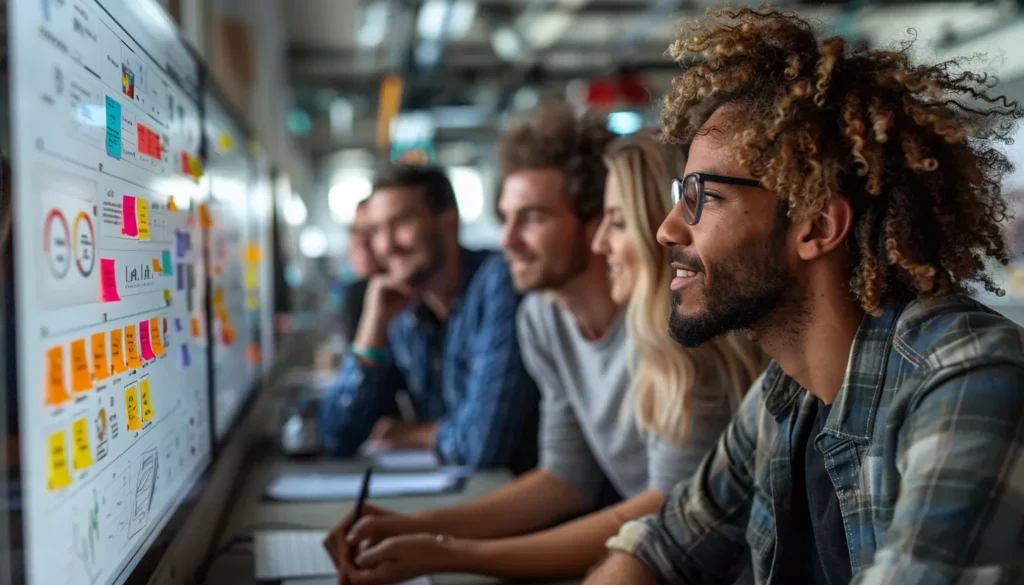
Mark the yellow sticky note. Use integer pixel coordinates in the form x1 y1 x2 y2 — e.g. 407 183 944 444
139 378 154 423
217 131 234 152
69 339 92 393
91 332 110 382
163 289 172 305
150 318 166 356
137 198 150 240
47 430 73 490
212 286 224 307
244 244 262 264
109 329 127 374
244 265 258 290
189 157 204 179
168 195 179 211
125 384 142 431
152 258 162 273
71 417 93 471
124 325 142 369
245 295 260 311
45 345 71 407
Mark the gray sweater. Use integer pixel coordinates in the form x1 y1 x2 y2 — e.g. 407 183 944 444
517 293 732 510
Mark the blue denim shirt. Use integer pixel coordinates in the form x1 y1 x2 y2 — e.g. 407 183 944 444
607 294 1024 584
319 249 539 471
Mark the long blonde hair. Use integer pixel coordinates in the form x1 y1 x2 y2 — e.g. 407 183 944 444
604 131 765 443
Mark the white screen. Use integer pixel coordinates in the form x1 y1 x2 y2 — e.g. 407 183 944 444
9 1 212 584
204 94 258 441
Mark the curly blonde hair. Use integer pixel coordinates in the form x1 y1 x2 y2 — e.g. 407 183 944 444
663 7 1023 314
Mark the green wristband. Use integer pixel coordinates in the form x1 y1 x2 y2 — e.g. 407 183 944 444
351 344 390 364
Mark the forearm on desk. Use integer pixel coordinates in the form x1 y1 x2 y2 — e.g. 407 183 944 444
414 469 587 539
455 489 665 580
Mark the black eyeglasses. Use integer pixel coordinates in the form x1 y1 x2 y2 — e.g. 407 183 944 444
671 172 762 225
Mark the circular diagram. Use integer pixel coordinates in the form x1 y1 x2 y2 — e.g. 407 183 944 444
73 211 96 277
43 209 71 279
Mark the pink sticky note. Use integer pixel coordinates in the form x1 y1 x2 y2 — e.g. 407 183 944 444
139 320 156 361
122 195 139 237
100 258 121 302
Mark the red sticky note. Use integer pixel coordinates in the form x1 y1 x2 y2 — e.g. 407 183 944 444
99 258 120 302
121 195 138 237
139 320 156 361
152 132 163 159
137 125 149 157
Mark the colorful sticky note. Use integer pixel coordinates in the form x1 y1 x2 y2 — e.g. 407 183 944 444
47 430 73 490
189 156 203 178
69 339 92 394
124 325 142 369
190 316 201 338
91 332 110 382
217 130 234 152
246 342 261 365
138 124 150 157
152 258 162 273
71 417 94 471
139 320 156 361
245 295 260 311
105 96 122 160
121 196 138 237
161 251 174 274
125 385 142 431
176 265 185 291
168 196 179 211
197 203 212 228
109 329 127 374
163 289 172 306
244 265 258 289
244 244 262 264
137 197 150 240
174 318 183 332
44 345 71 407
150 317 166 356
175 231 187 258
139 378 154 423
179 344 191 369
100 258 121 302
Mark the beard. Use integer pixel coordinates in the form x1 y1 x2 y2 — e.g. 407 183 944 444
389 225 445 287
508 228 591 293
668 219 793 348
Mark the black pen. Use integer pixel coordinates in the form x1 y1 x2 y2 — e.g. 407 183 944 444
350 466 373 528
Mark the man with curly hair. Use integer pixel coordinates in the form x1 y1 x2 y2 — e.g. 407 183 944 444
588 8 1024 585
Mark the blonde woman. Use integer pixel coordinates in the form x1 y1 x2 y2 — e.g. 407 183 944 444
326 129 764 585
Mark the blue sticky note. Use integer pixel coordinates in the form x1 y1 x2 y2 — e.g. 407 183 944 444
176 265 184 291
105 96 122 159
175 231 187 258
179 344 191 368
161 250 173 275
174 318 183 332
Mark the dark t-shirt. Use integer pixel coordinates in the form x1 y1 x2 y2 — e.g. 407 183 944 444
339 279 368 342
787 400 853 585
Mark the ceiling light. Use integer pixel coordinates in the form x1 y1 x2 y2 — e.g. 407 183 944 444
608 111 643 135
298 226 329 259
417 0 449 40
491 26 523 61
283 195 307 226
328 174 373 224
450 166 484 222
357 1 389 48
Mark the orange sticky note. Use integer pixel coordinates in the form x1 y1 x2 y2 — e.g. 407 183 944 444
191 316 201 338
137 198 150 240
139 378 154 423
139 320 156 361
47 430 73 490
69 339 92 393
125 385 142 431
100 258 121 302
44 345 71 407
91 332 110 382
198 203 212 228
168 195 179 211
71 417 94 471
244 244 262 264
152 258 163 273
150 317 166 356
124 325 142 369
109 329 127 374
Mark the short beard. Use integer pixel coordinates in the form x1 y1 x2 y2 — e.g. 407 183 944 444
405 226 446 287
668 214 794 348
515 227 591 292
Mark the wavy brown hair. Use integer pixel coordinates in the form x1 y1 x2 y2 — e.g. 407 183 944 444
662 7 1023 314
497 100 615 221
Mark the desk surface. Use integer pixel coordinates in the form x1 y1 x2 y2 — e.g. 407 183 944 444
208 446 578 585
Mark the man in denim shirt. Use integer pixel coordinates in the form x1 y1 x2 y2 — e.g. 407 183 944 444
588 9 1024 585
319 165 539 473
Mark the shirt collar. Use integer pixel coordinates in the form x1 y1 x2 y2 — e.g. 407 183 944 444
762 304 903 444
407 247 488 325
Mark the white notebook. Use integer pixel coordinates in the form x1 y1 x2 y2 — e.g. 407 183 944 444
263 471 460 501
253 530 433 584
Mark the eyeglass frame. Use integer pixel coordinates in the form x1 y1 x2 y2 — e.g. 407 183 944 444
671 172 763 225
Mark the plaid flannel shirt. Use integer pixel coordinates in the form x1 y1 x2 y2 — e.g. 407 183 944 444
607 294 1024 584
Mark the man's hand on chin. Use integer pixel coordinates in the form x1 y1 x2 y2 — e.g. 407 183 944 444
584 552 659 585
365 418 438 451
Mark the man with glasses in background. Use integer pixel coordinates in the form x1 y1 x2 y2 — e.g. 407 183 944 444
587 8 1024 585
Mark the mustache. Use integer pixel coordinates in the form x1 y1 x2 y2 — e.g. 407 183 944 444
669 248 704 273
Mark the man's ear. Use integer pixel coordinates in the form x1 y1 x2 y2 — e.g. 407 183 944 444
793 196 853 261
